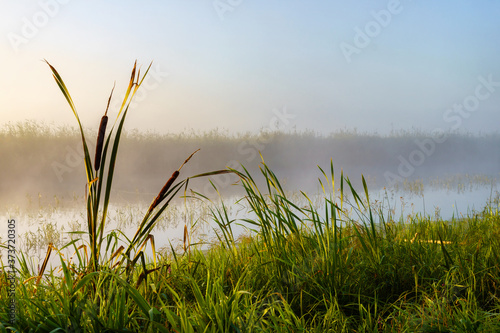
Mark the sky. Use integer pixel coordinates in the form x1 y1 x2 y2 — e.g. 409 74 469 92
1 0 500 136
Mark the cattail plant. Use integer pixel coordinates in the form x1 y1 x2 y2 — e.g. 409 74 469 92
46 60 231 277
46 60 152 272
123 149 202 270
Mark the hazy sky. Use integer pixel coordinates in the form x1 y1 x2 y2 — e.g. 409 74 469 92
1 0 499 135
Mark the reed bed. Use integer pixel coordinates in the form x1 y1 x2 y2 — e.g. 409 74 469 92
1 64 500 331
1 121 500 210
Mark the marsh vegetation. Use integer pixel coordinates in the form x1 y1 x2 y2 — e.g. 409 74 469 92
1 162 499 331
1 63 499 331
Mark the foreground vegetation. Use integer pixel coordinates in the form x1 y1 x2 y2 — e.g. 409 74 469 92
1 62 499 331
1 163 500 332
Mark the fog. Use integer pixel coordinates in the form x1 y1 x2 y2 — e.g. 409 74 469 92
2 2 500 211
1 123 499 209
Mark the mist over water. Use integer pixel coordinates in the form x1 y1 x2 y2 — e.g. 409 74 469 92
1 123 499 210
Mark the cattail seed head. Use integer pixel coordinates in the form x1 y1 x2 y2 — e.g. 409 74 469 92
148 170 180 213
183 225 188 252
94 115 108 171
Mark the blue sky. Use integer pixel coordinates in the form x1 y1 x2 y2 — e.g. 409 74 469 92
1 0 499 135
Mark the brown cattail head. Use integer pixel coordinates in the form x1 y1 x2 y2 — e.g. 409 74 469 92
148 170 180 213
183 225 188 252
94 115 108 171
94 84 115 172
